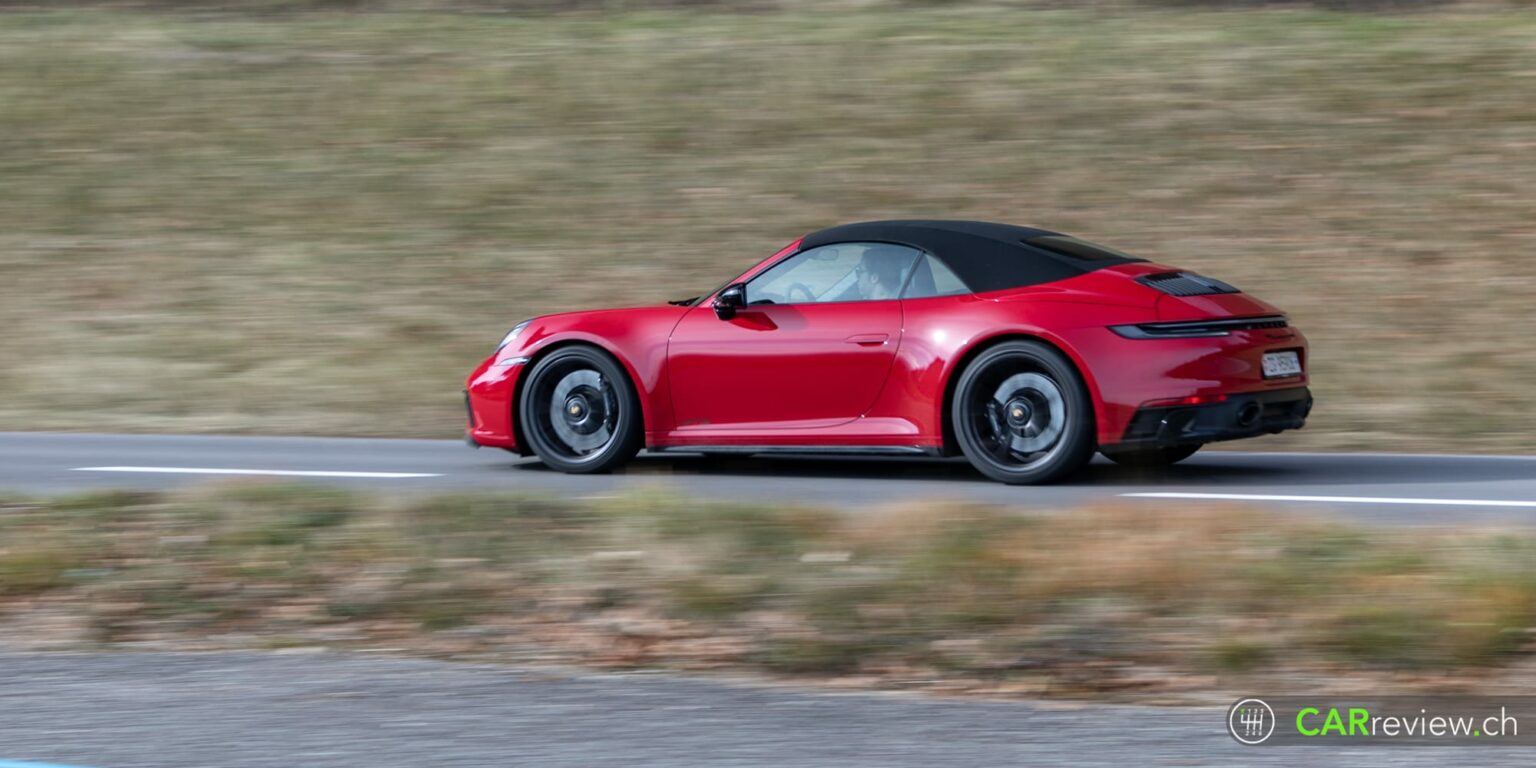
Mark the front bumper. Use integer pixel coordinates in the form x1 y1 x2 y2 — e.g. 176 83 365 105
1111 386 1312 450
463 390 480 447
464 356 524 452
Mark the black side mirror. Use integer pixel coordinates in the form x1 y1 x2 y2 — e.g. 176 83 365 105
714 283 746 320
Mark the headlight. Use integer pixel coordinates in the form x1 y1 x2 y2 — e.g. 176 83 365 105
496 319 532 352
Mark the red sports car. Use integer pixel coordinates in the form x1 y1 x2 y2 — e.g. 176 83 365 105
466 220 1310 484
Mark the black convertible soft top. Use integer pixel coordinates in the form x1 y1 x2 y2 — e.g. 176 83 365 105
799 220 1145 294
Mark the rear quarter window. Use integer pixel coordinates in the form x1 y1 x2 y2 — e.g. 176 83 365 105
903 254 970 299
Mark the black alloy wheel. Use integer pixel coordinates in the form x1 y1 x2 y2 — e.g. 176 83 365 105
951 340 1095 484
519 346 643 473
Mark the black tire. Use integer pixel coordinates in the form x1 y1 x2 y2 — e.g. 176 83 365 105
518 346 643 474
1101 444 1201 468
950 340 1096 485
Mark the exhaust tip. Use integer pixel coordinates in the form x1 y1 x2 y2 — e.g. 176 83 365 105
1237 402 1262 428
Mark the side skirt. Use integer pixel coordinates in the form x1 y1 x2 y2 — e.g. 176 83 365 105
648 445 942 457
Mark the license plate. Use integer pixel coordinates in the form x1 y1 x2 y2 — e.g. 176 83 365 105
1262 350 1303 379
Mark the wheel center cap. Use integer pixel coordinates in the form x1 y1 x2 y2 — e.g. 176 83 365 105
565 397 587 420
1005 398 1033 427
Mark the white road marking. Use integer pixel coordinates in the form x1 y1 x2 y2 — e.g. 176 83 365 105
73 466 440 479
1123 492 1536 508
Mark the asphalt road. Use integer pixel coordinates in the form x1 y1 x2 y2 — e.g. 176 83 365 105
2 652 1529 768
3 432 1536 524
4 439 1536 767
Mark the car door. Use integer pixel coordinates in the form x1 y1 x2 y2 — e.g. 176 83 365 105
666 243 922 432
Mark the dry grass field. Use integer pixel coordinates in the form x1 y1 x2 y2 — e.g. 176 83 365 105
5 486 1536 697
2 6 1534 449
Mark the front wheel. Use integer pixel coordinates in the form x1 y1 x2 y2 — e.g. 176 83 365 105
1100 444 1200 468
951 340 1096 485
519 346 643 474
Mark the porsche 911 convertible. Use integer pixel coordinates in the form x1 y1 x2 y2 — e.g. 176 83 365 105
466 220 1310 484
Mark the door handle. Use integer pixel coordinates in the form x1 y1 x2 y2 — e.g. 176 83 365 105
844 333 889 346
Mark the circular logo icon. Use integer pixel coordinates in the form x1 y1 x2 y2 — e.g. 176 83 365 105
1228 698 1276 745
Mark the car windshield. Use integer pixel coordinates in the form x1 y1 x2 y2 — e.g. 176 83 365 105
675 240 807 307
676 275 740 307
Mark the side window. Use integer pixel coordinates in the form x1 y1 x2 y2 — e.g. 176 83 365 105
746 243 921 304
902 254 971 299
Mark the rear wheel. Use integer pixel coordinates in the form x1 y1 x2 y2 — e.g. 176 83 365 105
1101 444 1200 468
951 340 1095 485
519 346 643 474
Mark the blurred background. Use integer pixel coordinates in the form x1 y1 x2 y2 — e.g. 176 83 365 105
2 0 1534 450
5 7 1536 765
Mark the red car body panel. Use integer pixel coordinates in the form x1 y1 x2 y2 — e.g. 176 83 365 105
466 233 1309 456
465 356 520 450
667 299 905 433
467 305 691 451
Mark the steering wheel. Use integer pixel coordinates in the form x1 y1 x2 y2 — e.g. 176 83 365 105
784 282 817 303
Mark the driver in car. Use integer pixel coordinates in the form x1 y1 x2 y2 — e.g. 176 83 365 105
854 245 912 301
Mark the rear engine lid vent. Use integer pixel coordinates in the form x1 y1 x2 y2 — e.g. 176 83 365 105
1137 271 1241 297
